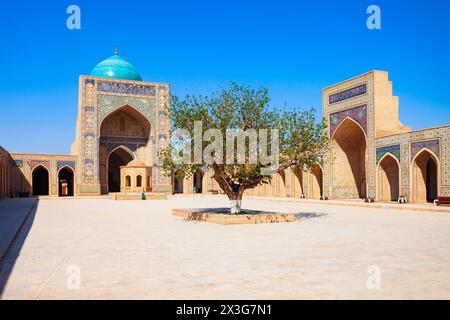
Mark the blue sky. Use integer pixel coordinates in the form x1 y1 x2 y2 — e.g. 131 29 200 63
0 0 449 154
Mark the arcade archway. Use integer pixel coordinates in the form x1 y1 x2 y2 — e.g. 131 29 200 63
173 170 184 194
193 169 205 194
107 147 134 193
310 164 323 199
58 166 74 197
32 166 49 196
291 166 304 197
411 150 439 203
275 170 287 197
99 105 152 194
377 154 400 202
332 118 367 199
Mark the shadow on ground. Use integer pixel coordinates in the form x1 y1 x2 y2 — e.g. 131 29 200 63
179 207 327 223
0 199 39 298
292 212 327 220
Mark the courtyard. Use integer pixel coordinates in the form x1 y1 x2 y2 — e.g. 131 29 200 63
1 196 450 299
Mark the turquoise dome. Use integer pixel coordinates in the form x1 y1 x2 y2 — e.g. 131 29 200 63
90 53 142 81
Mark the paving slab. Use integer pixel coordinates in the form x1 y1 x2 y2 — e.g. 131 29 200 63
0 199 37 262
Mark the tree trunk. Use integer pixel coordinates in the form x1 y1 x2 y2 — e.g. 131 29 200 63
229 191 243 214
211 166 247 214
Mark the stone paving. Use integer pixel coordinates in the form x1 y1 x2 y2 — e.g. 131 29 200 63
0 199 36 262
1 196 450 299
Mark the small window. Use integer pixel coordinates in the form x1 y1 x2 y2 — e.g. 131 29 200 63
119 116 126 132
147 176 151 187
136 175 142 187
125 175 131 187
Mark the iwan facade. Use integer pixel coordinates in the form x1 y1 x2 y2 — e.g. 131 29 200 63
322 71 449 203
0 56 449 203
245 71 450 203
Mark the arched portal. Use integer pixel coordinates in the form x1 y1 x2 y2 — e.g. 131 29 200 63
411 150 439 203
193 169 204 194
99 105 152 194
32 166 49 196
58 166 74 197
275 171 287 197
173 170 184 194
377 154 400 201
332 118 367 199
291 166 304 197
107 147 134 193
310 164 323 199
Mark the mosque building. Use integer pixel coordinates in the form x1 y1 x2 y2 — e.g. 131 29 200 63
0 54 449 203
1 51 171 198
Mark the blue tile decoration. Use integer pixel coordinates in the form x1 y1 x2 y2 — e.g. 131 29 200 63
376 145 400 164
98 81 156 96
329 84 367 104
107 143 138 155
57 161 76 171
100 136 149 144
411 139 440 160
330 105 367 136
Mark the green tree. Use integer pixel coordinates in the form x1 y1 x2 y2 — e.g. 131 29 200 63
158 82 329 214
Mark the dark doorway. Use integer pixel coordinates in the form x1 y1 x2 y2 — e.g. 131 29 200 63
58 167 74 197
173 170 184 194
108 148 133 193
426 158 438 202
193 169 204 194
32 166 49 196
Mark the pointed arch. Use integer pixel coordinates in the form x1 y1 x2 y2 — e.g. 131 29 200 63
58 165 75 197
193 168 206 194
99 104 153 194
106 146 134 193
331 116 368 141
173 169 185 194
107 145 136 161
376 153 400 201
291 166 304 197
309 163 323 199
100 104 155 134
410 148 440 203
331 117 367 199
32 165 50 196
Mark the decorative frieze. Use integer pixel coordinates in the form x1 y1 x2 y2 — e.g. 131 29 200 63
30 160 50 170
329 84 367 104
410 139 440 160
376 145 400 164
330 105 367 137
57 161 76 171
98 81 156 96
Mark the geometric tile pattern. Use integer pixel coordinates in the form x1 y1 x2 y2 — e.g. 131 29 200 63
376 145 400 164
329 84 367 104
30 160 50 170
98 81 156 96
330 105 367 137
97 94 156 126
57 161 76 171
410 139 440 160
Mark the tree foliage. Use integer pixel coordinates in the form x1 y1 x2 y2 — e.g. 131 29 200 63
158 82 329 210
